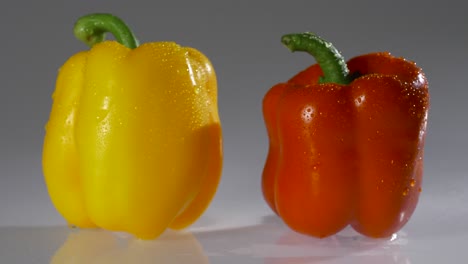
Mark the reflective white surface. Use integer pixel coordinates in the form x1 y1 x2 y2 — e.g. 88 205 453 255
1 195 467 264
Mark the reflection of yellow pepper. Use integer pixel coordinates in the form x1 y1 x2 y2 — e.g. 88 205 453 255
51 229 209 263
42 13 223 239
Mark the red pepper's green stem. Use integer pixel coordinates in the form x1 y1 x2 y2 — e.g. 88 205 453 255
282 32 351 85
74 13 139 49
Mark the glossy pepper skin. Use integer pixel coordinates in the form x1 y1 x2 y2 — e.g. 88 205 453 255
42 14 222 239
262 33 429 238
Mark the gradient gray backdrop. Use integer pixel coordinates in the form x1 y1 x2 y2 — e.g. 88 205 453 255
1 0 467 230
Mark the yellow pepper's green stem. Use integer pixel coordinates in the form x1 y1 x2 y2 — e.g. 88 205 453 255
74 13 139 49
281 32 351 85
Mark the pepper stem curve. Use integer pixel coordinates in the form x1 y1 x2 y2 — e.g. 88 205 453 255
74 13 139 49
281 32 351 85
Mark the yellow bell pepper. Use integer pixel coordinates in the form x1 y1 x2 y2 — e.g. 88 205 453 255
42 13 223 239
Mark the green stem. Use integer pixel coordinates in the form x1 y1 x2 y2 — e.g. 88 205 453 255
73 13 139 49
281 32 351 85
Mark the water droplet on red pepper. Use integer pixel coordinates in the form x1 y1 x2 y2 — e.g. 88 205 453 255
402 188 409 196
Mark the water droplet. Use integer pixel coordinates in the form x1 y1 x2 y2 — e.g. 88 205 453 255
355 95 365 106
302 106 314 123
313 166 317 170
410 179 416 187
418 187 422 193
390 160 394 165
402 188 409 196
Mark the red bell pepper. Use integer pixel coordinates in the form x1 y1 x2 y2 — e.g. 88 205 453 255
262 32 429 238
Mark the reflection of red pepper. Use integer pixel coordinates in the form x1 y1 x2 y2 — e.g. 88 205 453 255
262 33 429 238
